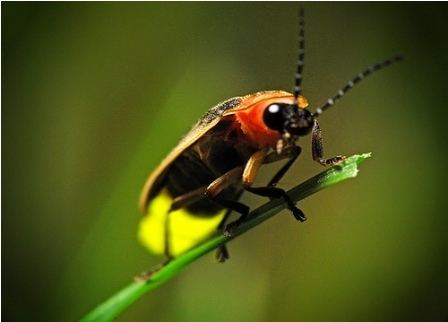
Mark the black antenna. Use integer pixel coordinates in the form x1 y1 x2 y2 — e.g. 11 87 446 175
313 55 404 116
293 8 305 100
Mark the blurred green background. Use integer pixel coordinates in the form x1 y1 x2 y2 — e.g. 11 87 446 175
3 3 448 322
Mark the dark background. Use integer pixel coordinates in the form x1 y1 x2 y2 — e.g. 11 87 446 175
3 3 448 322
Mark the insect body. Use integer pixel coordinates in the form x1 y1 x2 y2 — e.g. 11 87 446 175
138 9 402 261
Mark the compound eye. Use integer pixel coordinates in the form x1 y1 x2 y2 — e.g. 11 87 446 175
263 103 285 131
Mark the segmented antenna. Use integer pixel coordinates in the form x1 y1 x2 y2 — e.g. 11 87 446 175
313 55 404 116
293 8 305 100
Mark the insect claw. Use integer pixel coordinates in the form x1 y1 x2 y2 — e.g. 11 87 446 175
291 207 307 222
323 155 346 166
223 218 244 237
216 245 230 263
223 228 233 238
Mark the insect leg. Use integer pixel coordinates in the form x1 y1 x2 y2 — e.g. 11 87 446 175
241 148 270 187
215 190 244 262
206 166 251 222
242 149 306 222
208 168 250 232
266 146 302 187
312 120 346 166
170 186 207 211
169 166 245 211
213 195 250 244
206 167 244 198
222 149 269 234
169 166 249 241
216 243 230 263
216 209 232 262
246 186 306 221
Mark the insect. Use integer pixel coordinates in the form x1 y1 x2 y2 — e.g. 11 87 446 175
138 9 402 263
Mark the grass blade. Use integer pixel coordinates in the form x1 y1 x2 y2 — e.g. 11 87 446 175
81 153 371 322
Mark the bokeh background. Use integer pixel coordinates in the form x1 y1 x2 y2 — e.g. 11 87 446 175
3 3 448 322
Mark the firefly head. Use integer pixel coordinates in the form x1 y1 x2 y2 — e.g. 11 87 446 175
263 103 314 137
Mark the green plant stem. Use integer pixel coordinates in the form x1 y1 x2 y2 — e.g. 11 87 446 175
80 153 371 322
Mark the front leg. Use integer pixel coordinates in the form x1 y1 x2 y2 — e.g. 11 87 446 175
244 186 306 221
243 148 306 222
265 145 301 188
222 148 269 232
312 119 346 166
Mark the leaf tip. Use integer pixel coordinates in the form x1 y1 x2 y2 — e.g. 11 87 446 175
343 152 372 166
